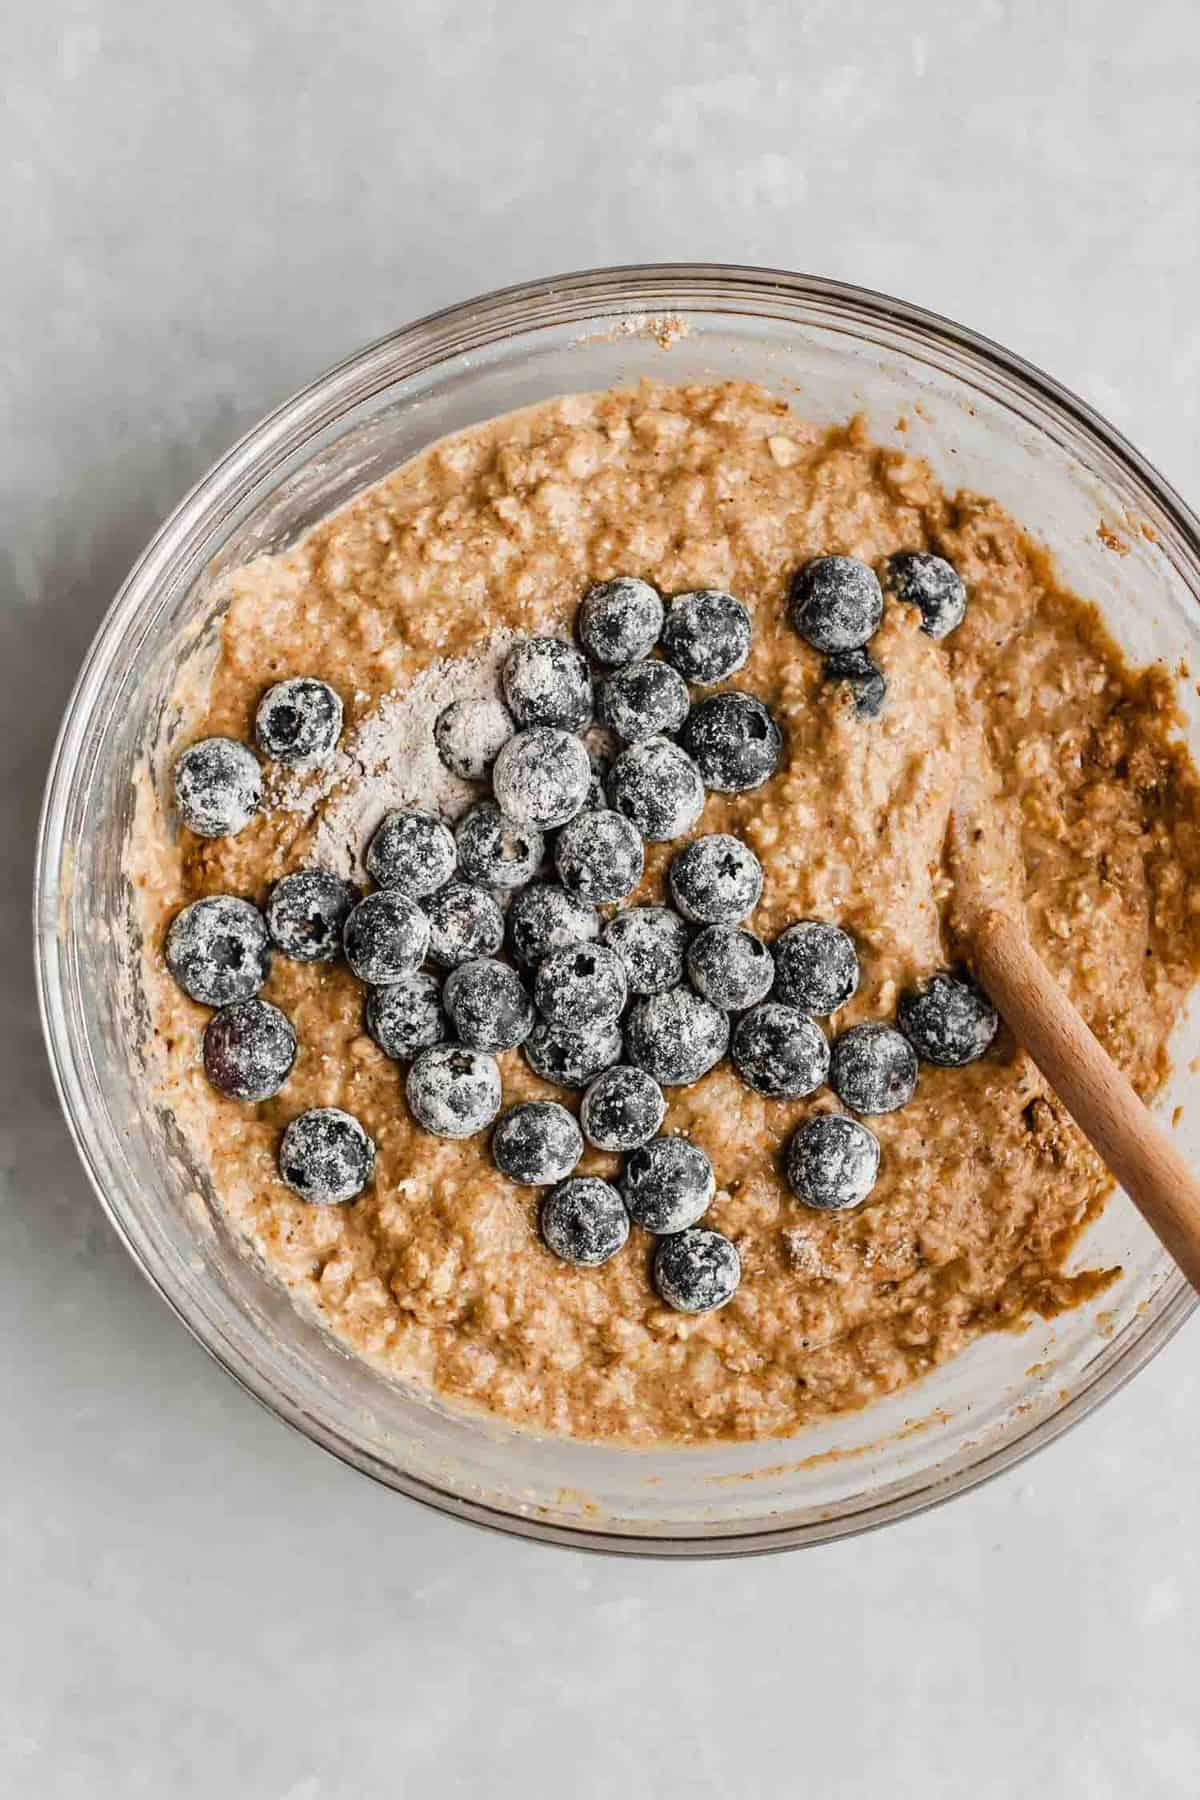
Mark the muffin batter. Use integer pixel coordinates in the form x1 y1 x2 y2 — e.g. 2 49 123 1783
131 380 1200 1444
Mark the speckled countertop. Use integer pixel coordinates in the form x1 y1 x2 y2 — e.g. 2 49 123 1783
6 2 1200 1794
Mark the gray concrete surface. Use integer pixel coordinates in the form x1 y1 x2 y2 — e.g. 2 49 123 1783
5 2 1200 1794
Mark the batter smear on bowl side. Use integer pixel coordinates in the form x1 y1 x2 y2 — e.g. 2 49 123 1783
128 379 1200 1445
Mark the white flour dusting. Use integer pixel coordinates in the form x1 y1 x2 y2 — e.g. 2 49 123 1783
269 629 517 880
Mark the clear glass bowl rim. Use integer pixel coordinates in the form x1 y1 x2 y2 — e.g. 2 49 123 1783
34 261 1200 1557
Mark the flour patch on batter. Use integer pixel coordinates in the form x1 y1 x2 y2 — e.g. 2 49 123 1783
269 630 518 880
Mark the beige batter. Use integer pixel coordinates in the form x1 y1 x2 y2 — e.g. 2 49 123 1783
130 379 1200 1445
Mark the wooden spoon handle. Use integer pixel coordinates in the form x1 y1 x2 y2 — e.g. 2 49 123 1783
971 908 1200 1293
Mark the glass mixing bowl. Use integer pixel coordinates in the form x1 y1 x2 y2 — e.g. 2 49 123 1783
35 265 1200 1555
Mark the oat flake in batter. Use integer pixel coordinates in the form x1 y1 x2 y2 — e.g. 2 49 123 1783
130 379 1200 1446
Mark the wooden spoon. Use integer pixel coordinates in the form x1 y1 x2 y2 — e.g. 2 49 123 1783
949 775 1200 1291
966 908 1200 1291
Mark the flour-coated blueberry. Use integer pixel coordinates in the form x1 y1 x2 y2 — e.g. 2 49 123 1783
602 906 689 996
343 889 430 984
790 556 883 653
624 986 729 1087
406 1043 502 1138
492 1101 584 1186
523 1017 624 1089
165 895 271 1006
443 957 534 1053
606 737 706 842
455 801 544 890
687 925 775 1011
884 551 966 640
578 577 664 666
255 678 343 769
433 695 514 780
653 1228 740 1313
897 969 998 1066
366 809 457 896
829 1022 918 1114
503 637 593 731
731 1003 829 1099
266 870 358 963
680 691 783 793
423 881 506 969
173 737 262 839
203 997 296 1102
507 880 599 968
598 660 690 743
661 590 752 685
278 1107 375 1203
492 727 591 830
786 1113 880 1211
579 1064 665 1151
554 809 645 904
668 833 763 925
535 942 627 1031
366 972 447 1059
541 1177 629 1267
773 920 860 1016
621 1135 715 1234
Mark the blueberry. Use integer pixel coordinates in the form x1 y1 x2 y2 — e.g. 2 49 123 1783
433 695 514 780
503 637 593 731
173 737 262 839
507 881 599 968
443 957 534 1053
524 1017 624 1089
406 1043 502 1138
668 833 763 925
789 556 883 653
266 870 358 963
165 895 271 1006
554 809 645 904
625 987 729 1087
621 1135 715 1234
423 881 506 970
535 942 628 1031
661 590 752 685
366 972 447 1059
731 1003 829 1099
541 1177 630 1267
365 809 457 896
254 678 343 769
203 997 297 1101
606 737 705 843
602 906 689 996
680 692 783 794
492 727 591 830
829 1022 917 1114
597 661 690 743
278 1107 375 1203
824 649 887 719
492 1100 583 1186
653 1228 740 1314
884 551 966 640
897 969 998 1067
578 576 664 666
455 800 544 890
343 890 430 985
687 925 775 1012
580 1065 666 1151
773 920 860 1016
786 1113 880 1212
